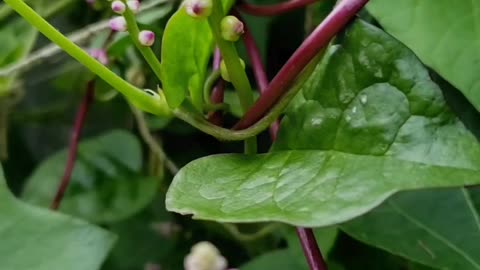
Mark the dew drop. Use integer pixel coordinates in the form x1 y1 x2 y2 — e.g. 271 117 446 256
360 95 368 105
143 89 160 100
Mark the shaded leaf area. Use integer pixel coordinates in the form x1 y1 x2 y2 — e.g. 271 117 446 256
167 150 480 227
0 18 37 93
367 0 480 111
343 189 480 269
22 130 158 223
0 165 116 270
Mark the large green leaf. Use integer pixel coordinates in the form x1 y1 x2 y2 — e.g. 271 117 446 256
22 130 158 223
273 19 480 269
342 189 480 269
367 0 480 111
0 165 116 270
166 150 480 226
160 7 213 109
167 20 480 228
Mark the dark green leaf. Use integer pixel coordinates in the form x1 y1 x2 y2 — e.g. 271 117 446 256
367 0 480 111
0 165 116 270
240 250 302 270
166 150 480 227
22 130 158 223
342 189 480 269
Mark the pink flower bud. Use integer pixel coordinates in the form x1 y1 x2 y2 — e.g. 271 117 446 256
220 16 244 42
127 0 140 13
184 0 212 18
109 16 127 32
111 0 126 14
88 49 109 65
138 30 155 46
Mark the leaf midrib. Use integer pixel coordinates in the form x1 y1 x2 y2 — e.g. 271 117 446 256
389 200 480 269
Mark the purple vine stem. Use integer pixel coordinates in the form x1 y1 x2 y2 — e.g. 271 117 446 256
238 0 318 16
297 228 328 270
50 80 95 210
234 0 369 130
233 9 280 139
208 48 226 126
233 11 328 269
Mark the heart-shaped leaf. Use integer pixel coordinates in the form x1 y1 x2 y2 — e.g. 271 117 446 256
0 165 116 270
22 130 158 223
367 0 480 111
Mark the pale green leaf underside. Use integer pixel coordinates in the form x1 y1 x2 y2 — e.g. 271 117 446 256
367 0 480 111
0 167 116 270
166 150 480 227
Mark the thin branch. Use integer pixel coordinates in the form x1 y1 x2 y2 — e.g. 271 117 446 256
50 80 95 210
208 48 226 126
130 105 179 175
235 10 280 140
0 0 167 77
234 0 369 130
296 228 328 270
237 0 318 16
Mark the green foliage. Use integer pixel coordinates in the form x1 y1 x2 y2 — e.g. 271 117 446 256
22 130 159 223
166 150 480 226
0 165 116 270
367 0 480 111
343 189 480 269
160 7 213 109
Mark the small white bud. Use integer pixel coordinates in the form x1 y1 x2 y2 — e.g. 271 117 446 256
111 0 126 14
184 242 228 270
138 30 155 46
109 16 127 32
184 0 212 18
220 16 244 42
127 0 140 13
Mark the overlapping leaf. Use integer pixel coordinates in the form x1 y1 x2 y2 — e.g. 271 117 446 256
367 0 480 111
22 130 158 223
167 20 480 231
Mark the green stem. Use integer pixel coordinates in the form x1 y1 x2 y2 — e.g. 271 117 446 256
173 50 321 140
203 70 221 106
207 0 256 153
3 0 165 115
123 7 163 81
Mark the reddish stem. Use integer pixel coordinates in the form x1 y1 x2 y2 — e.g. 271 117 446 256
234 9 280 140
297 228 328 270
238 0 318 16
208 48 226 126
234 0 369 130
50 80 95 210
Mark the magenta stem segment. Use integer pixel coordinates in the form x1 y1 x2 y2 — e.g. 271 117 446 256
234 0 369 130
234 9 280 140
238 0 318 16
208 48 226 126
297 228 328 270
50 80 95 210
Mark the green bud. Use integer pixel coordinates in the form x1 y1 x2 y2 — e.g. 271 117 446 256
220 16 244 42
220 59 245 82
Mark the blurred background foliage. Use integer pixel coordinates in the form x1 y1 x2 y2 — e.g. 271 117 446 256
0 0 478 269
